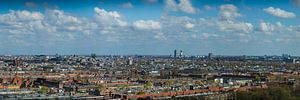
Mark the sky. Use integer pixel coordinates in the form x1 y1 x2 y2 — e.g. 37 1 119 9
1 0 300 56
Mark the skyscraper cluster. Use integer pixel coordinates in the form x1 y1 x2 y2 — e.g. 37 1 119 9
174 50 184 58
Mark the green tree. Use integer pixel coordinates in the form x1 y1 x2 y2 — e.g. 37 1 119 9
235 85 296 100
181 81 188 86
144 81 153 89
38 86 50 94
166 80 174 87
137 90 146 95
254 74 261 82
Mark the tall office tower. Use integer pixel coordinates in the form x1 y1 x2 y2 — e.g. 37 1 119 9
174 50 177 58
179 50 183 57
128 58 133 65
91 53 96 59
208 53 213 59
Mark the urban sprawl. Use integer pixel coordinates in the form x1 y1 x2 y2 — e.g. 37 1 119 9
1 50 300 100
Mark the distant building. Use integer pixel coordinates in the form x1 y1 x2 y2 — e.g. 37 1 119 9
127 58 133 65
174 50 177 58
91 53 96 59
179 50 183 57
174 50 184 58
208 53 213 59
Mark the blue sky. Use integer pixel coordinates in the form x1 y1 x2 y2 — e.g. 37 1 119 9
1 0 300 55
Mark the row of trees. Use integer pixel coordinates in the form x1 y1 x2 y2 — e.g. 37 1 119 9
234 84 300 100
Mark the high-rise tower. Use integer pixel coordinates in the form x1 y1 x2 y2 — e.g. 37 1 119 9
179 50 183 57
208 53 213 59
174 50 177 58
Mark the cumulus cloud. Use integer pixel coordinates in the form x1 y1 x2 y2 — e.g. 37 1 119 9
165 0 196 14
0 11 49 45
160 15 195 29
185 22 194 29
259 21 274 33
0 10 46 35
165 0 178 12
200 33 220 40
154 32 167 40
0 9 103 45
1 7 300 47
133 20 161 30
47 10 81 24
178 0 196 13
216 20 253 33
258 21 287 36
1 10 44 21
263 7 296 18
94 7 127 27
219 4 241 20
158 15 254 42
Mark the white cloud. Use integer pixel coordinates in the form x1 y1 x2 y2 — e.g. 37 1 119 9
178 0 196 14
199 32 220 40
4 10 44 21
94 7 127 27
1 7 300 46
0 10 47 35
0 9 97 44
216 20 253 33
219 4 241 20
159 15 254 42
160 15 195 29
259 21 274 33
165 0 179 12
165 0 196 14
154 32 167 40
185 22 194 29
47 10 81 24
133 20 161 30
258 21 286 35
263 7 296 18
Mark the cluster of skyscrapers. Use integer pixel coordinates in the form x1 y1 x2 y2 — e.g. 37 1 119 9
173 49 184 58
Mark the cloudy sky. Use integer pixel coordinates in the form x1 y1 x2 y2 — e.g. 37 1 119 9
1 0 300 55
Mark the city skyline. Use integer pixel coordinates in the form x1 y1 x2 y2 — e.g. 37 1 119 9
1 0 300 55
